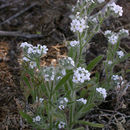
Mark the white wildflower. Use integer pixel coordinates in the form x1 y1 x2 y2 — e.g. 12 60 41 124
108 34 118 45
23 57 30 62
30 61 36 69
119 29 129 36
117 51 124 58
57 76 62 80
27 47 33 54
58 121 66 129
33 115 41 122
73 67 91 83
108 60 112 65
39 98 44 103
70 40 79 47
97 0 105 4
67 57 75 67
20 42 33 48
91 17 98 23
64 97 68 103
77 98 87 104
112 75 123 81
108 2 123 16
36 97 44 103
59 105 65 110
104 30 112 36
70 18 86 33
96 88 107 99
61 69 66 76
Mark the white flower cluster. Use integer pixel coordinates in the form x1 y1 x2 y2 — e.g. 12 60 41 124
20 42 48 56
58 97 68 110
20 42 48 68
112 75 123 81
33 115 41 122
42 66 55 81
108 34 118 45
96 87 107 99
108 2 123 16
59 57 75 69
112 75 124 88
20 42 33 48
70 18 87 33
97 0 105 4
57 69 66 80
58 121 66 129
73 67 91 83
104 30 118 45
119 29 129 37
104 30 112 36
70 40 79 47
77 98 87 104
117 51 124 58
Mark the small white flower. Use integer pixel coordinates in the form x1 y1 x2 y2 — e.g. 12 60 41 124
70 18 86 33
112 75 123 81
58 121 66 129
59 105 65 110
33 115 41 122
61 69 66 76
117 51 124 58
28 47 33 54
108 2 123 16
119 29 129 36
70 40 79 47
108 34 118 45
30 61 36 69
20 42 33 48
91 17 98 23
36 97 44 103
39 98 44 103
97 0 105 4
57 76 62 80
67 57 75 67
96 88 107 99
64 97 68 103
23 57 30 62
73 67 91 83
104 30 112 36
108 60 112 65
77 98 87 104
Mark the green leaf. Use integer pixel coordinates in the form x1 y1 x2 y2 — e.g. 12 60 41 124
74 127 84 130
19 111 32 124
82 103 95 113
87 55 104 71
23 76 31 89
55 71 73 91
77 120 104 128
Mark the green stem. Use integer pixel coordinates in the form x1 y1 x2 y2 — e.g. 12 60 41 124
69 88 76 129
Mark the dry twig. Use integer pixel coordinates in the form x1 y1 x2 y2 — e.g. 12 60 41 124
0 30 45 39
0 2 38 25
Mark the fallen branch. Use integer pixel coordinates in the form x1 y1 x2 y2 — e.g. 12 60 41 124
0 30 45 39
0 2 38 25
0 0 22 10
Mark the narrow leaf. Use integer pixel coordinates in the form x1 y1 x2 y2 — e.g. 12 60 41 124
55 71 73 91
87 55 103 71
77 120 104 128
20 111 32 124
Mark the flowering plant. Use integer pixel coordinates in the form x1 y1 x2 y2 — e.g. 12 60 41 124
20 0 129 129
